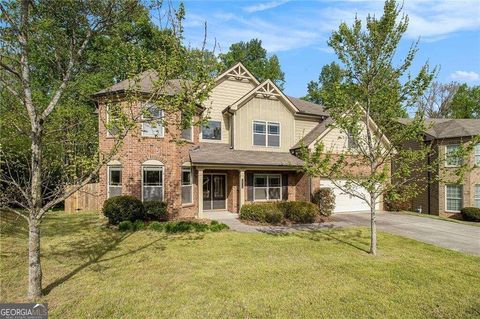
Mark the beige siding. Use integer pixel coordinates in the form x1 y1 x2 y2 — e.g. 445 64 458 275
318 127 349 153
202 79 254 144
295 119 318 143
234 97 295 152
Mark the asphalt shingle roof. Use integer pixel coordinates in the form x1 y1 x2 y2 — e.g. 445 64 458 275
398 118 480 139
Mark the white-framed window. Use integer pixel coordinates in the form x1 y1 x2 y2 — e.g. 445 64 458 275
180 113 193 141
253 174 282 201
445 144 462 167
142 165 163 201
201 120 221 140
181 167 193 204
475 144 480 166
347 129 358 150
445 184 463 212
475 185 480 208
106 104 121 137
253 121 280 147
141 103 164 137
107 165 122 198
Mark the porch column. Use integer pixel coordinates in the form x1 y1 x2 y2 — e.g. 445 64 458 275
198 168 204 218
239 169 245 211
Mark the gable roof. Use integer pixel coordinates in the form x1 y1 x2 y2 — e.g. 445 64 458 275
215 62 260 85
291 117 334 149
397 118 480 139
287 96 329 117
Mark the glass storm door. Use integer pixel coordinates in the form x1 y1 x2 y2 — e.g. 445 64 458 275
203 174 226 210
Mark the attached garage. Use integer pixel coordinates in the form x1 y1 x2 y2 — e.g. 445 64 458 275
319 179 379 213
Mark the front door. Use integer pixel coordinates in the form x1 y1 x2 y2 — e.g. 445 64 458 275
203 174 226 210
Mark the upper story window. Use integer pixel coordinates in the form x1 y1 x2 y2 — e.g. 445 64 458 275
180 114 193 141
347 129 358 150
107 165 122 198
106 104 121 137
202 120 221 140
142 103 164 137
253 121 280 147
475 144 480 165
445 144 462 167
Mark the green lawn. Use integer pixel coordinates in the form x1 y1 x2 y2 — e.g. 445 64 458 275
1 211 479 318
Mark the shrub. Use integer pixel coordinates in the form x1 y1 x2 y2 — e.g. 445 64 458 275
148 221 164 232
264 210 283 224
102 196 144 225
311 188 336 216
133 220 146 231
209 221 229 232
239 203 267 222
118 220 134 232
164 221 210 233
461 207 480 222
281 201 318 223
143 201 168 221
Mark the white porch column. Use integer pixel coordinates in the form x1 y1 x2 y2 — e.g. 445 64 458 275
198 168 204 218
239 169 245 212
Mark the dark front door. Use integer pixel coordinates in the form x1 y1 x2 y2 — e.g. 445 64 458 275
203 174 226 210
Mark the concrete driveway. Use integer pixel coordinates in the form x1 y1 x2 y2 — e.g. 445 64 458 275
205 210 480 256
334 212 480 256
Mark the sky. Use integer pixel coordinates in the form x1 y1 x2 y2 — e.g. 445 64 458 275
174 0 480 98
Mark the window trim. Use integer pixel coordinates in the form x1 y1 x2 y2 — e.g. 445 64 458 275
252 120 281 148
141 103 164 138
106 104 121 138
253 174 282 201
107 165 122 198
141 164 164 202
181 167 193 205
201 120 222 141
445 184 463 212
445 144 462 167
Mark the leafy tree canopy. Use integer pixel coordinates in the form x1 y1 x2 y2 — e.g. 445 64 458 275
450 84 480 119
218 39 285 88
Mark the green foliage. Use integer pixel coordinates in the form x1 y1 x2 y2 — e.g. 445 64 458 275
102 196 145 225
278 201 318 223
311 188 336 216
119 221 134 232
148 221 165 232
450 84 480 119
133 220 146 231
240 201 318 224
218 39 285 88
164 221 208 233
460 207 480 222
143 201 168 221
209 221 229 232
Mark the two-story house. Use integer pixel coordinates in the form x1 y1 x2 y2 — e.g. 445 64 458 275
93 63 384 218
398 118 480 216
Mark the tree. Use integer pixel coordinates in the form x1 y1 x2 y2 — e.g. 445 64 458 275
450 84 480 119
415 81 459 118
303 62 346 106
0 0 215 299
300 0 436 255
218 38 285 88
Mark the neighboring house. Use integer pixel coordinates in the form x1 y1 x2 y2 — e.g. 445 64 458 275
398 118 480 216
93 63 384 218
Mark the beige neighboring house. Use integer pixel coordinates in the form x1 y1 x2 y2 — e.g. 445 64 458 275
93 63 386 218
398 118 480 216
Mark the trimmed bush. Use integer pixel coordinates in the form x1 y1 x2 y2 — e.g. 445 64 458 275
239 203 268 222
133 220 146 231
102 195 144 225
311 188 336 216
281 201 318 223
143 201 168 221
209 221 229 232
461 207 480 222
265 210 283 224
118 220 134 232
148 221 164 232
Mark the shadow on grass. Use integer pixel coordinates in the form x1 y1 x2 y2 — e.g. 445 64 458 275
43 231 165 296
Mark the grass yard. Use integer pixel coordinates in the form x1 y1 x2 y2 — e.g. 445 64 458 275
1 211 479 318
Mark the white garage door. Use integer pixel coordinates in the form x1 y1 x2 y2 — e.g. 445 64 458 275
320 179 378 213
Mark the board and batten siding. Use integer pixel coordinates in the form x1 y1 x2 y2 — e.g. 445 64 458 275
234 97 295 152
294 119 318 144
202 79 255 144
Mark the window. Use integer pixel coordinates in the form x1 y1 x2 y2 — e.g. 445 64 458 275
446 185 463 212
142 103 164 137
180 114 193 141
142 166 163 201
202 120 221 140
254 174 282 201
253 121 280 147
475 185 480 208
347 130 358 149
445 144 462 167
181 167 193 204
475 144 480 166
107 166 122 198
106 104 121 137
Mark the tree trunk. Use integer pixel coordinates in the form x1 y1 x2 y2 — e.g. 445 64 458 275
369 193 377 256
28 219 42 299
